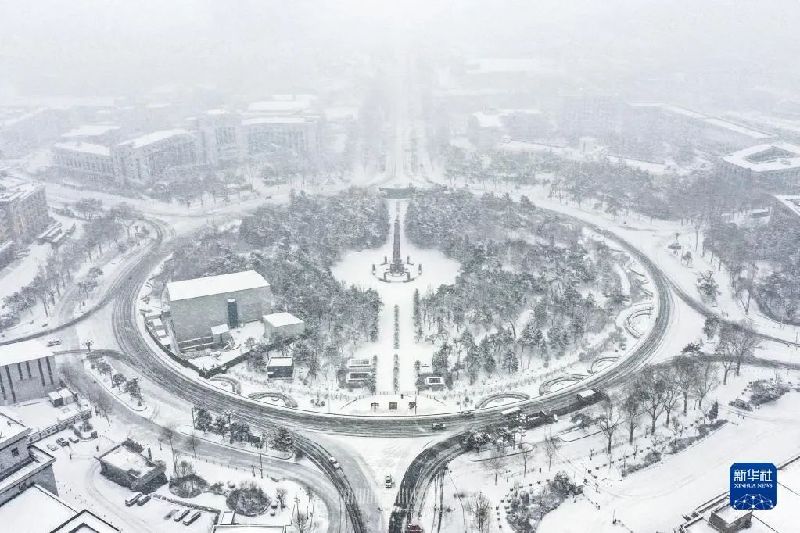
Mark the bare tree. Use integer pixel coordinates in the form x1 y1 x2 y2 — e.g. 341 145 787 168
483 447 505 485
693 359 719 409
639 368 667 434
595 398 622 456
161 425 177 472
659 368 681 426
543 431 560 471
673 356 699 415
467 492 492 533
621 383 644 444
188 432 199 458
519 442 534 478
716 322 758 378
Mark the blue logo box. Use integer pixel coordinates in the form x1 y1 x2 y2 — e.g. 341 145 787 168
730 463 777 510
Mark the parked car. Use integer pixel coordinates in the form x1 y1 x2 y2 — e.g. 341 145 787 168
729 398 753 411
385 475 394 488
136 494 151 506
164 509 178 520
183 510 201 525
47 443 58 451
69 436 79 444
56 437 69 447
125 493 142 506
431 423 446 431
46 339 62 347
174 509 190 522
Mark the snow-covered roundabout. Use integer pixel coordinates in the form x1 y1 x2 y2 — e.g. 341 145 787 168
134 189 662 418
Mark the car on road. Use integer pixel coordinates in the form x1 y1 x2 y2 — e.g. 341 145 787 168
385 475 394 488
47 443 58 451
462 410 474 418
183 510 201 525
431 423 446 431
56 437 69 447
174 509 190 522
125 493 142 506
136 494 151 506
328 456 341 469
46 339 62 347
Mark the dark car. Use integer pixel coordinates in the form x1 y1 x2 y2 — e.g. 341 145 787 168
431 423 446 431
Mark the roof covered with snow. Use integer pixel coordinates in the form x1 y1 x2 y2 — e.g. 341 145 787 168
61 124 119 138
0 339 55 367
471 112 504 129
242 116 310 126
247 98 315 114
167 270 269 302
0 485 77 533
119 129 192 149
53 141 111 157
631 103 772 139
724 143 800 172
263 312 303 327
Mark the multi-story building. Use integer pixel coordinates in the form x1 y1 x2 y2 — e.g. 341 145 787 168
722 143 800 186
0 340 60 406
0 180 50 248
0 410 118 532
51 141 115 183
190 110 244 167
166 270 271 348
242 116 321 161
111 129 200 184
0 410 56 505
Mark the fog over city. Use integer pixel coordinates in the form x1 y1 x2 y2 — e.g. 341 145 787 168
0 2 799 533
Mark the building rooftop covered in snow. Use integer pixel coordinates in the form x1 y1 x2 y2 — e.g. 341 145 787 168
0 340 60 405
166 270 272 348
722 143 800 183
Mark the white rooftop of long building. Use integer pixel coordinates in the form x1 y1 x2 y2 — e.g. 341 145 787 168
167 270 269 302
53 141 110 157
242 116 310 126
61 124 119 138
630 103 772 139
119 128 191 149
0 339 55 366
724 143 800 172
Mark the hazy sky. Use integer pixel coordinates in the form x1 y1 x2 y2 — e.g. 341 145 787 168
1 0 798 99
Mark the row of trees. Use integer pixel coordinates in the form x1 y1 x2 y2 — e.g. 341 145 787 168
594 348 727 456
2 201 141 324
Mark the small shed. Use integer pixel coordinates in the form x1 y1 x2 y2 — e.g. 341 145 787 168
263 312 305 341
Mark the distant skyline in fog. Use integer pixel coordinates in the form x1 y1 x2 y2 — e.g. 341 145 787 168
1 0 798 103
